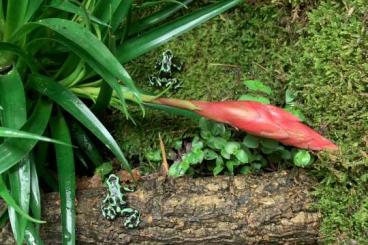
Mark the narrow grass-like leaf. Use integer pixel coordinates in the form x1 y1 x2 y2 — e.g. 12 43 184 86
24 0 43 22
0 67 29 245
4 0 28 41
34 18 138 94
117 0 242 63
50 109 76 245
0 176 45 223
7 160 31 245
70 120 103 167
111 0 133 32
49 0 109 27
128 0 193 35
0 99 53 174
29 155 41 231
34 143 59 192
0 126 71 146
93 0 121 22
24 224 44 245
29 75 132 172
13 18 142 116
0 68 27 128
92 34 116 114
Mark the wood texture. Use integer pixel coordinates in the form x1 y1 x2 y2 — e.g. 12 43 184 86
0 170 320 244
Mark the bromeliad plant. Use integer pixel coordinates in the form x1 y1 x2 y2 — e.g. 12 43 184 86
164 80 333 177
0 0 243 243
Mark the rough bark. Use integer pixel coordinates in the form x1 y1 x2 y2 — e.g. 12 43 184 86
0 170 320 244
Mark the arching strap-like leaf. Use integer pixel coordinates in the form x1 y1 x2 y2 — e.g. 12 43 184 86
0 67 29 245
50 110 76 245
28 74 132 172
128 0 193 35
0 176 45 224
117 0 242 63
0 126 71 146
0 99 52 175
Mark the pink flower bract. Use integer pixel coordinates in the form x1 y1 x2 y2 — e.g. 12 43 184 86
190 100 337 151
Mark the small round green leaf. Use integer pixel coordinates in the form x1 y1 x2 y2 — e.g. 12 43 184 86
187 149 204 165
285 89 296 104
260 139 279 149
243 80 272 95
224 142 240 155
243 134 259 148
204 149 218 160
220 148 231 159
238 95 270 104
210 123 226 136
240 166 252 175
207 136 227 150
293 150 312 168
168 161 189 177
213 165 224 176
235 149 249 163
191 136 204 150
199 118 211 131
226 161 234 175
200 130 212 140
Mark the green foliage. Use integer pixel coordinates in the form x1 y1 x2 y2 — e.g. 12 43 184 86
0 0 242 243
168 117 312 177
286 1 368 242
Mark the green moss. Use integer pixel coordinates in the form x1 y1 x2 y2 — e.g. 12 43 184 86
117 4 297 157
110 1 368 242
314 182 368 243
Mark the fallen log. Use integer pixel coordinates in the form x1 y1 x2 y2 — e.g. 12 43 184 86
0 170 320 244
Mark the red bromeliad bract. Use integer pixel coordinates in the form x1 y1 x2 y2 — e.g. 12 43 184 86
154 98 337 151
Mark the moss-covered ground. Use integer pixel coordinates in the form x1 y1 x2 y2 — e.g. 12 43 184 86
109 1 368 243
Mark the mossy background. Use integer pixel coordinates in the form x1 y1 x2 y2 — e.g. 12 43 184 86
107 1 368 243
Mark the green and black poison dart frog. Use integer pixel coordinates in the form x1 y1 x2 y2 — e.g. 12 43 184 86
148 49 183 91
101 174 141 229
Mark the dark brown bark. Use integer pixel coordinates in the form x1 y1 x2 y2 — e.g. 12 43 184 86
0 170 320 244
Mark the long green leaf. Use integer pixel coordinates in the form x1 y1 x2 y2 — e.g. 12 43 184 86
34 18 139 98
70 120 103 167
49 0 109 27
24 223 44 245
117 0 242 63
111 0 133 32
29 74 132 172
0 126 71 146
29 155 41 231
50 109 76 245
128 0 193 35
93 0 121 22
0 67 29 245
0 69 27 128
0 176 44 224
4 0 28 41
34 142 59 191
24 0 43 22
7 160 31 245
0 99 53 174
